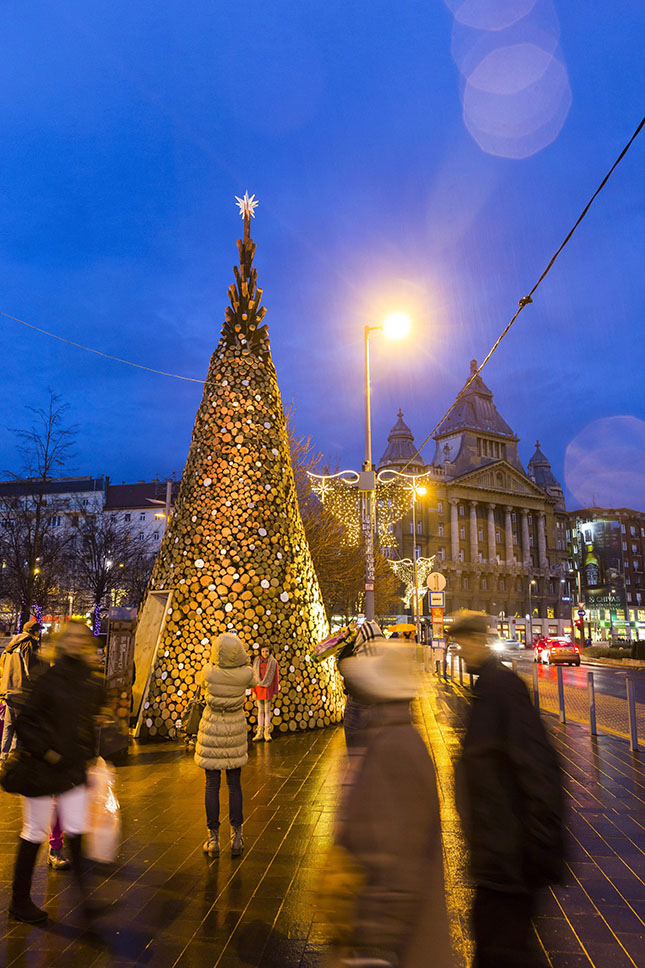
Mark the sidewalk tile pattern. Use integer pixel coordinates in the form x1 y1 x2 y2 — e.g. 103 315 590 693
1 668 643 968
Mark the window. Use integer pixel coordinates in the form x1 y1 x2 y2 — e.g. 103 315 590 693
635 561 640 571
557 539 561 550
529 535 534 547
462 576 469 590
511 511 516 523
140 512 146 522
138 531 145 541
496 531 501 543
437 501 444 514
417 521 422 535
459 505 465 517
478 551 483 563
527 514 533 524
153 532 160 542
626 576 631 585
458 549 464 562
439 547 446 561
438 523 444 537
125 513 131 522
630 526 636 536
82 498 88 506
632 544 638 553
478 528 483 541
460 526 465 539
641 528 645 537
623 542 628 550
621 524 626 533
415 545 421 559
627 593 632 602
513 534 518 545
481 577 487 590
499 578 505 592
409 521 414 534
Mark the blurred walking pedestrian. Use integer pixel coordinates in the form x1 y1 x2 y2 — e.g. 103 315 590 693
0 619 42 761
451 611 565 968
338 620 386 748
330 638 453 968
3 621 106 924
195 633 257 858
252 645 279 742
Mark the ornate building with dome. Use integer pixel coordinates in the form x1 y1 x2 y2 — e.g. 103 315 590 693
379 361 571 641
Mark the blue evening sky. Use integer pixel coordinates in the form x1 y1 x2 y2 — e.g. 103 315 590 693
0 1 643 510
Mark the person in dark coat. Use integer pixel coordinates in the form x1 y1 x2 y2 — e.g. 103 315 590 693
332 639 454 968
451 611 565 968
6 621 106 924
0 618 42 759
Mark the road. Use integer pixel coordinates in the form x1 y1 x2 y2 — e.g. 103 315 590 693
500 649 645 704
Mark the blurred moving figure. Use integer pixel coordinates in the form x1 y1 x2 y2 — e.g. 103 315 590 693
194 633 257 858
451 612 565 968
0 619 42 760
6 621 106 924
338 620 387 748
331 639 453 968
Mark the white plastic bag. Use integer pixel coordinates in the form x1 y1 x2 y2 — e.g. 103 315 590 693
85 756 121 864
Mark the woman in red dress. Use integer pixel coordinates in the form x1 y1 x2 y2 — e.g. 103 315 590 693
252 646 279 742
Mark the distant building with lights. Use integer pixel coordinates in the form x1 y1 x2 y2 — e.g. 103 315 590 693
567 507 645 642
379 360 572 642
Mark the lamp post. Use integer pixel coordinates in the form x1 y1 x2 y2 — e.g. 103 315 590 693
411 483 427 642
362 313 411 621
528 578 537 644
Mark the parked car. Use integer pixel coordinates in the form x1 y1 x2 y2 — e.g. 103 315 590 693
490 637 522 652
537 637 581 666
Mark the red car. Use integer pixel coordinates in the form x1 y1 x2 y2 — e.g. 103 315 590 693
534 636 581 666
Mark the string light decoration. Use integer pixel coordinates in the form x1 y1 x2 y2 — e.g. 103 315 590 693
308 468 436 550
387 556 436 610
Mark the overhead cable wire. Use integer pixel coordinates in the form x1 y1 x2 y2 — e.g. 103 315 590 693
398 114 645 475
1 116 643 416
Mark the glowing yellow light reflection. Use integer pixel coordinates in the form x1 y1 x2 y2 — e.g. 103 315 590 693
382 312 411 340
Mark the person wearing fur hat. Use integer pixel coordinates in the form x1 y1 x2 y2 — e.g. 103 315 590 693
251 645 279 742
194 633 258 858
337 620 387 749
332 639 453 968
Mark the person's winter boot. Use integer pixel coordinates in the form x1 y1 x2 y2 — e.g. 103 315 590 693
68 834 98 920
47 847 71 871
9 838 47 924
202 828 220 857
253 727 263 742
264 727 272 742
231 826 245 857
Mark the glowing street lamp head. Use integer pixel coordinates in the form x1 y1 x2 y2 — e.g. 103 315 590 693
382 312 411 340
414 484 427 498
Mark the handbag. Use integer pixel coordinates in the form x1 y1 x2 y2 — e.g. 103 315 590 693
183 698 205 735
0 748 40 796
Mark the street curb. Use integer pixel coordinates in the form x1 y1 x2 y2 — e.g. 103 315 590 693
581 657 645 670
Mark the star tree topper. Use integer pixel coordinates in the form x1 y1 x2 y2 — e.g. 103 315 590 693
235 191 259 219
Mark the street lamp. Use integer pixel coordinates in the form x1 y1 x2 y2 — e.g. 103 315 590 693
411 484 427 642
528 578 537 644
362 313 411 621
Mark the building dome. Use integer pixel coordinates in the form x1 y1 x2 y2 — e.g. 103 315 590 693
378 410 422 470
528 441 565 509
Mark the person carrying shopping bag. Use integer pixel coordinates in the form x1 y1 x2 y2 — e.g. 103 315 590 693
2 621 106 924
252 645 279 742
194 632 257 858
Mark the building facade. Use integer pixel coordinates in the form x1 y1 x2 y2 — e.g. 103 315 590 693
379 361 572 641
567 507 645 641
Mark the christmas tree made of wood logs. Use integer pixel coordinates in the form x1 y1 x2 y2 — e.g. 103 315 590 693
134 194 344 739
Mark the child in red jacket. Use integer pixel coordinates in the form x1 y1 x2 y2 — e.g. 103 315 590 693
252 646 279 742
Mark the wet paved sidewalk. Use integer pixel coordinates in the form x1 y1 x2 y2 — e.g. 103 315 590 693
1 669 644 968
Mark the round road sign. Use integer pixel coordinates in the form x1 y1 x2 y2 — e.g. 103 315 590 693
427 572 447 592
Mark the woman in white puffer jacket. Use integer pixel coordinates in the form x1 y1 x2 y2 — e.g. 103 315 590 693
194 633 257 857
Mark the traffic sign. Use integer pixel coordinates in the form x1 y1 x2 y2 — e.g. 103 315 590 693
431 606 444 624
427 572 446 592
365 581 374 592
430 591 445 607
577 608 586 618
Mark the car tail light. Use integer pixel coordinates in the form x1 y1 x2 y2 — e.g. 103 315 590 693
574 645 580 653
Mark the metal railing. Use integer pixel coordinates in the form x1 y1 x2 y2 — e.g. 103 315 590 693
440 654 642 751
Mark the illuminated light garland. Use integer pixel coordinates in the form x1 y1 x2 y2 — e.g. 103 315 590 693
387 556 436 609
308 468 437 551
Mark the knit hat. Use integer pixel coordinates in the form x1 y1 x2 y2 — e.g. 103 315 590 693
448 610 489 639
